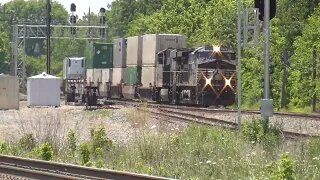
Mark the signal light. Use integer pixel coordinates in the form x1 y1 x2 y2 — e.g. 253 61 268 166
70 15 76 24
100 8 106 13
70 15 77 35
254 0 276 21
100 16 106 25
99 28 106 38
71 3 76 12
71 27 76 35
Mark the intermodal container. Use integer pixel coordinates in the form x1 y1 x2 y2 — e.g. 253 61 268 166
91 43 113 68
142 34 187 66
124 66 141 85
113 38 127 68
141 66 156 87
126 36 142 66
111 68 124 86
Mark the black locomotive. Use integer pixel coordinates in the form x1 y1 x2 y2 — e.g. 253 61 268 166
153 45 236 107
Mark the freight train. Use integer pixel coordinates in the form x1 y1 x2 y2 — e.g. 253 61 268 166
63 34 237 107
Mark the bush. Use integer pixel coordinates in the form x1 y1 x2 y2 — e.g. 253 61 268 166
79 142 90 165
90 126 113 157
267 153 295 180
67 130 77 157
242 118 283 149
18 133 36 152
0 141 9 154
39 143 53 161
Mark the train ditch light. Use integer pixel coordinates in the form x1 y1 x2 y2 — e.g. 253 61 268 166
222 72 236 92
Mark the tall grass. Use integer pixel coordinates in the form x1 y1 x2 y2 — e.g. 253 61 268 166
3 110 320 179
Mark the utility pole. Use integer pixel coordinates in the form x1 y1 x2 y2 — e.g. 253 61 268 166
313 47 317 112
46 0 51 74
261 0 273 131
236 0 242 130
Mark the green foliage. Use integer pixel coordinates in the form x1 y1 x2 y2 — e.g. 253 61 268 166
267 153 295 180
79 142 91 165
306 137 320 160
242 119 282 149
18 133 36 152
0 141 9 154
39 143 53 161
90 125 113 156
67 130 77 157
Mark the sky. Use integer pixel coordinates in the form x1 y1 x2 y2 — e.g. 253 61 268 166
0 0 115 16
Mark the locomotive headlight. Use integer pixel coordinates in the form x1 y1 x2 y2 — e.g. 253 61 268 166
213 45 220 53
205 76 213 87
224 77 232 88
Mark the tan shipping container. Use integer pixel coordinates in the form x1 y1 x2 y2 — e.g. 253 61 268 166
141 66 156 87
126 36 142 66
113 38 127 68
0 75 19 110
142 34 187 66
112 68 124 86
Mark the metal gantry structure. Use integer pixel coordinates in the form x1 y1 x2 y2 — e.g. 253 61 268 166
11 24 108 91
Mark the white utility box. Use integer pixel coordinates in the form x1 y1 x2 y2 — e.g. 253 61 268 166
27 72 61 107
63 57 86 80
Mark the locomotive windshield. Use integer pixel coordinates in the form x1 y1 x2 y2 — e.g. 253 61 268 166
197 51 235 61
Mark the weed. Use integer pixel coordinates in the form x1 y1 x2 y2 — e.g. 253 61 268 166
18 133 36 152
90 125 113 156
67 130 77 157
267 152 295 180
242 118 283 150
79 142 90 165
39 143 53 161
0 141 9 154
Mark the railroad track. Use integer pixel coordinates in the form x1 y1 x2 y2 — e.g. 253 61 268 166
139 107 314 139
0 155 172 180
105 99 320 119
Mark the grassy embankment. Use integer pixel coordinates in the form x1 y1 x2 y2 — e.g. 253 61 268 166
1 108 320 179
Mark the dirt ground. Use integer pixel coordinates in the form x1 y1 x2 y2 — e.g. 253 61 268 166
0 101 187 146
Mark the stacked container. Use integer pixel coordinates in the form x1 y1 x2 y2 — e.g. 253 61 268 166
86 42 113 91
122 36 143 99
140 34 187 98
110 38 127 98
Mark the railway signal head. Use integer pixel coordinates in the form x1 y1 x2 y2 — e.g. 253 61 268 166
71 3 76 12
254 0 276 21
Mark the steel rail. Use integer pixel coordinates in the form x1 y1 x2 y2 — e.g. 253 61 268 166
109 99 320 119
143 107 314 139
0 155 173 180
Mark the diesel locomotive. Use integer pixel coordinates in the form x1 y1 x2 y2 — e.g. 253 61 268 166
152 45 236 107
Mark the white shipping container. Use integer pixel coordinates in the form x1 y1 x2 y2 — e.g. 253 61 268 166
112 68 124 86
141 66 156 87
142 34 187 66
127 36 142 66
86 69 93 83
0 75 19 110
27 72 61 107
113 38 127 67
93 69 102 85
63 57 86 80
101 69 111 84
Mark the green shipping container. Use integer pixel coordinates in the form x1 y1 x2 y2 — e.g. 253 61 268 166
92 43 113 68
124 66 141 85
